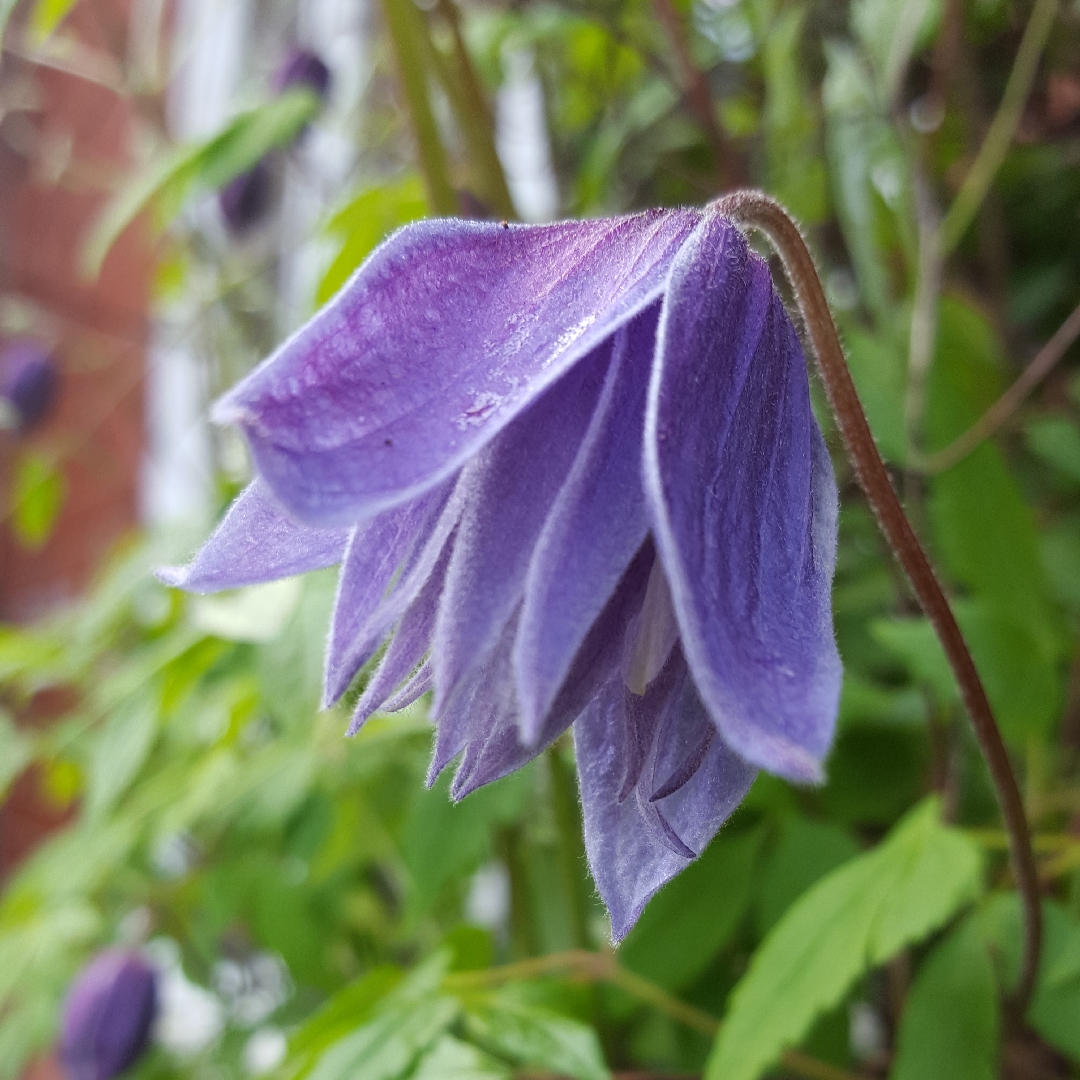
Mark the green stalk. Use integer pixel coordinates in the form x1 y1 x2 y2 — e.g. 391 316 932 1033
430 0 516 218
379 0 458 215
938 0 1058 254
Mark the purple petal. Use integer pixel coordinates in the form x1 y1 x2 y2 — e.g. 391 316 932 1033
515 305 657 743
346 536 453 734
158 479 348 593
382 657 433 712
324 479 458 706
574 668 755 940
431 339 613 719
214 210 700 526
644 211 841 783
450 543 655 800
61 950 157 1080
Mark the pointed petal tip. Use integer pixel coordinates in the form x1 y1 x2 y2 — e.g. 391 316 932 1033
156 565 188 589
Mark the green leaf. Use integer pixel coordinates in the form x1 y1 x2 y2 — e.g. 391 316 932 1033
873 599 1060 741
303 956 459 1080
11 454 65 549
287 966 403 1076
841 323 908 463
619 828 762 990
706 799 982 1080
317 177 428 306
1025 417 1080 484
761 6 827 224
890 919 998 1080
28 0 79 40
822 44 901 319
927 298 1056 635
84 690 158 820
0 714 32 801
977 894 1080 1062
402 768 533 919
464 993 610 1080
408 1036 511 1080
82 89 319 278
754 818 860 937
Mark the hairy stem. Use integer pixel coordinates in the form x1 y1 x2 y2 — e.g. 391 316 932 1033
713 189 1042 1015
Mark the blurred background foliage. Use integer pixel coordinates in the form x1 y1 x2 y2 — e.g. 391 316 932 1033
2 0 1080 1077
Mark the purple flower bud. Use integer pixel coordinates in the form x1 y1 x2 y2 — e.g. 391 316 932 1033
218 159 275 235
272 49 331 101
0 340 57 432
60 950 157 1080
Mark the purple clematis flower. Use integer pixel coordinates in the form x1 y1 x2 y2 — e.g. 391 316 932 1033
60 950 157 1080
163 206 842 937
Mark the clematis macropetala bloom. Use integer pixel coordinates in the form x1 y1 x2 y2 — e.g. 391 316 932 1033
163 206 842 936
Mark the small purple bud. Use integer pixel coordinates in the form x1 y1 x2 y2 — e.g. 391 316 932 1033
272 49 331 101
0 340 57 432
218 159 275 235
60 950 158 1080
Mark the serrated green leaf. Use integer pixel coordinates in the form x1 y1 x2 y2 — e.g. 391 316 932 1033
303 956 458 1080
706 799 982 1080
82 89 318 278
11 454 65 549
890 918 998 1080
620 827 762 990
753 818 860 937
464 995 610 1080
408 1036 511 1080
286 966 403 1076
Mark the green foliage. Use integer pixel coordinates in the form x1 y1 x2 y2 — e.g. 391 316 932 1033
10 453 65 549
83 89 320 278
890 918 998 1080
706 799 982 1080
8 0 1080 1076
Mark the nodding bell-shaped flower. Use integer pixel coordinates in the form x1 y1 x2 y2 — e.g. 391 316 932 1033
60 950 157 1080
163 206 842 936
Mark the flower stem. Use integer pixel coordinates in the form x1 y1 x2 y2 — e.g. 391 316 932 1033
443 950 859 1080
713 189 1042 1015
379 0 458 216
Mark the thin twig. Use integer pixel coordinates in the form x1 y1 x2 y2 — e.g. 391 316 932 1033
914 297 1080 473
444 950 860 1080
649 0 745 190
714 189 1042 1016
938 0 1058 255
904 167 944 456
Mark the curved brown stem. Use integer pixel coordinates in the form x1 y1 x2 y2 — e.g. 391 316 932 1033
712 189 1042 1015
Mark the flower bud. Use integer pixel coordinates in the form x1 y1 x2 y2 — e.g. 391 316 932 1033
218 159 275 235
272 49 331 101
0 340 57 432
60 950 158 1080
